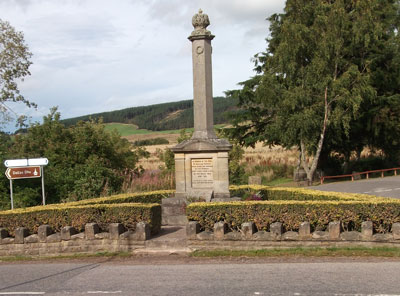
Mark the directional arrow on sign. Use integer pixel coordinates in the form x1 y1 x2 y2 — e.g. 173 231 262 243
5 166 41 180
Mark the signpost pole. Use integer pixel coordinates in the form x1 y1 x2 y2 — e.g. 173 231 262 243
9 179 13 210
41 166 46 206
4 158 48 209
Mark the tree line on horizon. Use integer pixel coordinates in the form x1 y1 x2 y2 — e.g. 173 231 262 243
61 97 239 131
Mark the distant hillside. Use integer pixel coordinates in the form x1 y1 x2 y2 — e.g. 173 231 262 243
62 96 238 131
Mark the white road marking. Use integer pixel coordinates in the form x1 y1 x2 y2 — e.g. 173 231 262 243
374 188 393 192
0 293 45 295
87 292 122 294
293 293 400 296
333 294 400 296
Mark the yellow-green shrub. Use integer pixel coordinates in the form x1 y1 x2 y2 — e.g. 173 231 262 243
0 203 161 236
186 200 400 233
63 190 174 206
229 185 386 201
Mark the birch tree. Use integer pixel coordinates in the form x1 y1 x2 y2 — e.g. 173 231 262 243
0 19 35 125
226 0 399 184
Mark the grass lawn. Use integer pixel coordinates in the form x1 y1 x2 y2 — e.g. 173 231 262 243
104 123 139 137
191 247 400 258
104 123 226 137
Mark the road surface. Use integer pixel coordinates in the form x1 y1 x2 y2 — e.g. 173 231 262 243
0 258 400 295
313 175 400 198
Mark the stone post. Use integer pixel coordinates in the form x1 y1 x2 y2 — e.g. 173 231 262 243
85 223 100 240
38 225 53 242
187 221 201 239
15 227 29 244
109 223 126 240
136 222 150 241
270 222 282 238
361 221 373 239
61 226 77 241
328 221 341 240
299 222 311 238
214 221 227 240
241 222 255 240
392 223 400 240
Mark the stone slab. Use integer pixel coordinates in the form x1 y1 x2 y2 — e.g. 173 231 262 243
162 215 188 226
340 231 362 241
253 231 277 241
282 231 299 240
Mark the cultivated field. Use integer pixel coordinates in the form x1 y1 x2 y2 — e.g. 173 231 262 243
125 128 298 176
105 123 298 187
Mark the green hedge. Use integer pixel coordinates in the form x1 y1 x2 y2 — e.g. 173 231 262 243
229 185 384 201
62 190 174 206
186 200 400 233
0 203 161 236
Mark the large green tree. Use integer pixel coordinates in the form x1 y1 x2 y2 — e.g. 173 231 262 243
0 108 145 208
226 0 400 183
0 19 35 125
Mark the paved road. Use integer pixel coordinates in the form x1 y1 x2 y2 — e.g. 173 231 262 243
0 259 400 295
313 175 400 198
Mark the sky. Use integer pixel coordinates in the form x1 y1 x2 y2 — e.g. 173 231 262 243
1 0 285 130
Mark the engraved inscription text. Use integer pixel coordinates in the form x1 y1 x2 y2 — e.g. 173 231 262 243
192 158 213 188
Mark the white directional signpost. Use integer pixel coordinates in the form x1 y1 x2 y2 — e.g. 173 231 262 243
4 158 49 209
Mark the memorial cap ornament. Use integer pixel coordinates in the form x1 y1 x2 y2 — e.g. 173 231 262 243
190 9 214 39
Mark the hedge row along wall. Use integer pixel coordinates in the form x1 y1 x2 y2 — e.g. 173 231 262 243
0 203 161 236
229 185 385 201
63 190 174 206
186 200 400 233
38 185 376 208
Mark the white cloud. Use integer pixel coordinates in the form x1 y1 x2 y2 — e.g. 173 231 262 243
0 0 285 131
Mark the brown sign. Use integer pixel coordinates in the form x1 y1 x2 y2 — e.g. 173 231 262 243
5 166 41 180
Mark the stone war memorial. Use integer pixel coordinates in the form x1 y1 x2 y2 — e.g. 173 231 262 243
172 9 232 202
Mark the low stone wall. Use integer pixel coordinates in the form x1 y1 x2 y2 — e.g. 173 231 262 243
0 222 150 256
187 221 400 250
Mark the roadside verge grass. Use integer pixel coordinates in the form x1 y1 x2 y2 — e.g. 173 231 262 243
0 251 132 262
191 247 400 258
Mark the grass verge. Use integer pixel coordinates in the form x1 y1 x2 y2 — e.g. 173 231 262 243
191 247 400 258
0 251 132 262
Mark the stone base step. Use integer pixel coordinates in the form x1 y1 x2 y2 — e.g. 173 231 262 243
162 215 188 226
145 238 187 249
161 197 187 206
143 226 188 252
162 197 188 226
132 248 191 255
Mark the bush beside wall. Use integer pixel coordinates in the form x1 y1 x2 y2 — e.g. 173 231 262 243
229 185 384 201
63 190 174 206
186 200 400 233
0 203 161 236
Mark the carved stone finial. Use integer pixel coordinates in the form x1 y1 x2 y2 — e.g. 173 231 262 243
189 9 214 40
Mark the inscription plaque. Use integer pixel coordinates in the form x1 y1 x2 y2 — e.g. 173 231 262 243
192 158 213 188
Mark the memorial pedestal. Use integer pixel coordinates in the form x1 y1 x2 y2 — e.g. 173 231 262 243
172 138 231 201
